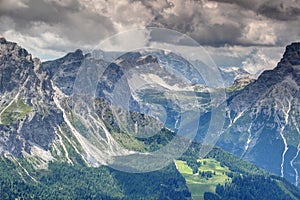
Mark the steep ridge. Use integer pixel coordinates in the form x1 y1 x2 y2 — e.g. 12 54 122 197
219 43 300 184
0 38 63 160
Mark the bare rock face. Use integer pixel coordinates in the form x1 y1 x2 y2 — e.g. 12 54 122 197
218 43 300 185
42 49 85 95
0 38 63 157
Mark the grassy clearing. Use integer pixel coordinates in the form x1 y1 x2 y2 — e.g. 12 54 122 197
175 158 231 200
0 99 32 125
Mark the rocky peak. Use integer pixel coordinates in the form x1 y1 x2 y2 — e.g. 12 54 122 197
42 49 87 95
43 49 85 75
62 49 84 62
0 39 64 158
219 67 251 87
0 37 6 43
260 42 300 85
0 38 32 62
282 42 300 62
257 42 300 81
276 42 300 69
0 40 37 94
228 42 300 113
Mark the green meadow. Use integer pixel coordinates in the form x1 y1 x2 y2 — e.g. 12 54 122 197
175 158 231 200
0 99 32 125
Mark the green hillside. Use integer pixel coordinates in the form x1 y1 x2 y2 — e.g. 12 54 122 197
175 144 300 200
175 158 231 200
0 157 191 200
0 144 299 200
0 98 299 199
0 98 32 125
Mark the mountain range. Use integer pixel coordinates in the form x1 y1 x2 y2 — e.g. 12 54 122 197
0 37 299 199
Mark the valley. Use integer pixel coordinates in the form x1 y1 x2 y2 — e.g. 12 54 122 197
0 37 299 199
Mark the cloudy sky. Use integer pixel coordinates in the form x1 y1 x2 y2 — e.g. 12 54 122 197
0 0 299 74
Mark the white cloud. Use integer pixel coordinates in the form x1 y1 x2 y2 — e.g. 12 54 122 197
241 48 282 75
97 28 151 52
2 29 67 60
240 21 277 45
0 0 28 10
0 0 298 66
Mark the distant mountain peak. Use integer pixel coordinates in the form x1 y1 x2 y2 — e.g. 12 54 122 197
61 49 84 61
218 66 252 87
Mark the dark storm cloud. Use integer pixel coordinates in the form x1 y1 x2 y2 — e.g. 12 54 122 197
151 21 244 47
188 23 243 47
0 0 116 45
1 0 299 48
0 0 299 62
0 0 76 30
258 3 300 21
209 0 300 21
139 0 299 47
143 0 264 46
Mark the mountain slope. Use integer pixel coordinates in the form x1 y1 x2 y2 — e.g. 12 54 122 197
0 144 298 200
0 38 299 199
178 145 300 200
0 38 63 159
0 38 192 199
218 43 300 185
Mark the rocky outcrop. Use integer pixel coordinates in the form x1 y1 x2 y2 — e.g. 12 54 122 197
0 38 63 157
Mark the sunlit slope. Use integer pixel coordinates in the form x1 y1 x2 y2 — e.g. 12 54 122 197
175 158 231 200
